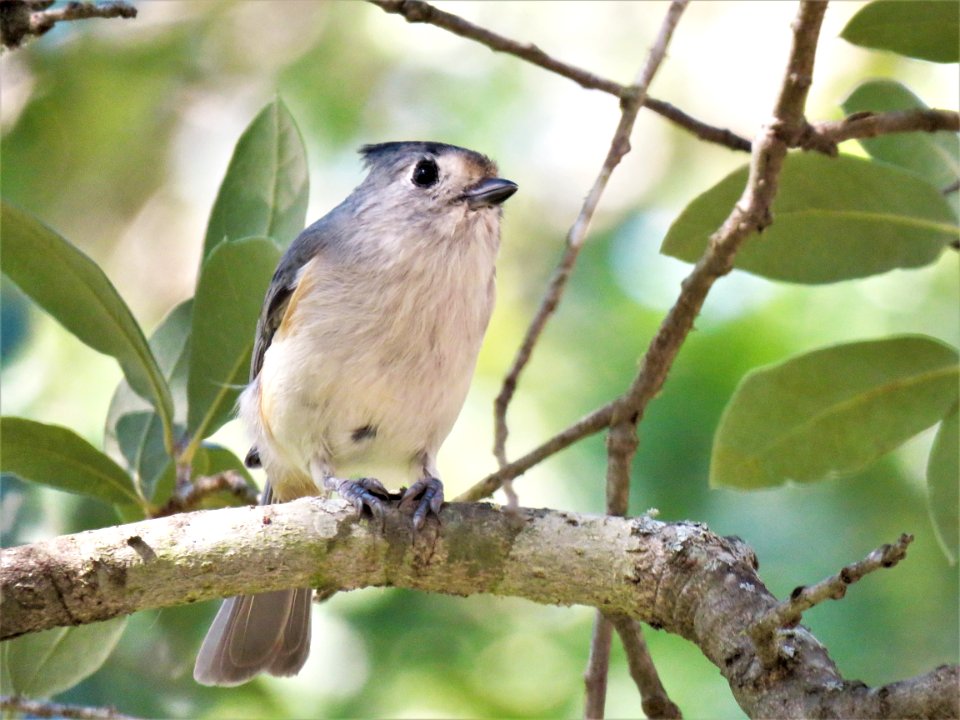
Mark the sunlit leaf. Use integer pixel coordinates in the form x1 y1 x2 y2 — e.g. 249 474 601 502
0 617 127 698
841 0 959 63
711 336 960 489
841 79 959 193
0 418 142 507
0 201 174 444
661 153 957 283
202 99 309 262
927 406 959 564
186 237 281 452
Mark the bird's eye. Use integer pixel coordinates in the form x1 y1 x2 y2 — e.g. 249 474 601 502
412 158 439 188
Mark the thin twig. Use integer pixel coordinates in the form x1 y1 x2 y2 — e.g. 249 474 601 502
602 0 828 520
368 0 752 154
801 108 960 156
608 614 682 719
0 696 140 720
152 471 259 518
583 612 614 720
582 5 692 717
455 402 614 502
1 0 136 49
493 1 689 512
457 7 960 501
749 534 914 665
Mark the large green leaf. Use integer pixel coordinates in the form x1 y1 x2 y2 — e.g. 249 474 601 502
104 299 193 500
927 406 959 564
0 417 142 508
185 236 281 457
841 0 959 63
0 202 174 446
201 99 309 262
841 79 960 193
661 153 957 284
0 617 127 698
711 336 960 489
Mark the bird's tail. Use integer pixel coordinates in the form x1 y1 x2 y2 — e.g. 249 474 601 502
193 480 312 686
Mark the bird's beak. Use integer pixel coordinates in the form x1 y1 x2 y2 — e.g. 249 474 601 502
462 177 518 209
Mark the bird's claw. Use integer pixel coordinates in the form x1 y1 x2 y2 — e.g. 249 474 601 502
400 476 444 531
333 477 390 524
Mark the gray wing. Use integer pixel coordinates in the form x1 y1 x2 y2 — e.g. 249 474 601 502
249 223 333 382
244 221 334 469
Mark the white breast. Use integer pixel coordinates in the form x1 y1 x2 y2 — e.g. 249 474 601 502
240 209 500 492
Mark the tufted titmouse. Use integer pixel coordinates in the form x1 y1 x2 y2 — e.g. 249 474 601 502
193 141 517 686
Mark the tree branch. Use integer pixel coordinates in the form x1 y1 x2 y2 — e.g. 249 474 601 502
459 0 837 506
2 500 956 719
0 696 140 720
583 613 614 720
608 613 682 719
803 108 960 155
749 533 914 665
0 0 136 50
367 0 752 154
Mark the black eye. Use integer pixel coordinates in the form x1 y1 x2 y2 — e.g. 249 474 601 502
412 158 439 188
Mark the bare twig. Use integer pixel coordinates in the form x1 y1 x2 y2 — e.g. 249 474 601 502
0 0 136 49
0 696 140 720
608 614 682 719
749 534 914 665
456 402 614 502
579 5 691 716
801 108 960 156
368 0 752 154
604 0 829 515
583 612 614 720
152 471 259 518
494 1 689 512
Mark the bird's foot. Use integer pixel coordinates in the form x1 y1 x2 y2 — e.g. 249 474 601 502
399 476 444 530
326 476 391 525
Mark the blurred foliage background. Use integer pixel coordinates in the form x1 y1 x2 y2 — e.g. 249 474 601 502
1 2 957 718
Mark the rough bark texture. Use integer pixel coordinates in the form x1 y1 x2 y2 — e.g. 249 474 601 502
2 499 956 718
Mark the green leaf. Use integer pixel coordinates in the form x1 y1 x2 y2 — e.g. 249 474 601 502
841 0 959 63
841 80 960 191
185 237 281 455
104 300 193 501
0 417 143 507
661 153 957 284
927 406 959 564
194 444 255 483
0 617 127 698
711 336 960 489
201 99 309 262
0 201 174 447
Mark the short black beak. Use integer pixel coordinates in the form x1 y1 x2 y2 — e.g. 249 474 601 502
463 177 518 209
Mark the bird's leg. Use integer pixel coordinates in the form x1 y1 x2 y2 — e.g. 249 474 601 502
400 453 444 530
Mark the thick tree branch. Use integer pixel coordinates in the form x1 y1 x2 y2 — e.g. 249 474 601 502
0 0 136 50
2 500 956 719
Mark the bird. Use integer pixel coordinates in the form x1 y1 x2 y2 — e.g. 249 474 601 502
193 141 517 686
